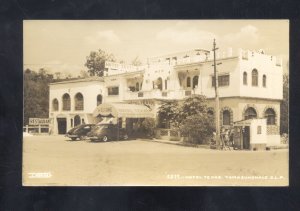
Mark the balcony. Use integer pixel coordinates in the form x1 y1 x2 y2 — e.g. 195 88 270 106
124 89 194 101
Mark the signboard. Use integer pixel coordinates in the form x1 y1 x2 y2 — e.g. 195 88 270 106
29 118 51 125
105 61 137 71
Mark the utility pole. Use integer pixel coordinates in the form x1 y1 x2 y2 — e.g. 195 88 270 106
212 39 222 149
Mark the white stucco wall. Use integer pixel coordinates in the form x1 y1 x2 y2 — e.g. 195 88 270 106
266 135 281 146
198 58 240 98
239 51 283 100
49 80 105 114
250 119 267 144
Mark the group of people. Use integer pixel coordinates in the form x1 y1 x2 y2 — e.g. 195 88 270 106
211 127 235 150
221 127 234 149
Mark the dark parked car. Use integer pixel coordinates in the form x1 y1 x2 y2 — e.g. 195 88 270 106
66 124 95 141
87 124 128 142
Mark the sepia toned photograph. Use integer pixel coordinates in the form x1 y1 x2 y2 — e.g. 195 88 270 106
23 20 289 186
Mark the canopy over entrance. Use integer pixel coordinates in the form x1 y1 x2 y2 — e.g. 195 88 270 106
233 118 266 127
93 103 154 118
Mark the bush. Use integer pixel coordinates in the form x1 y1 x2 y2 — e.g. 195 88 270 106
140 118 156 137
180 113 215 144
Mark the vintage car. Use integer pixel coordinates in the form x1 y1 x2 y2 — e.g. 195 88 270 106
87 124 128 142
66 124 95 141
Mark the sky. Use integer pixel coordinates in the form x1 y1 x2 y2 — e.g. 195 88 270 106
24 20 289 76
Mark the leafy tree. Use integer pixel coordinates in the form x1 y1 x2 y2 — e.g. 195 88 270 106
180 113 215 144
177 95 208 125
280 73 289 134
158 100 180 128
177 95 214 144
140 118 156 137
85 49 116 77
23 69 54 125
157 95 214 144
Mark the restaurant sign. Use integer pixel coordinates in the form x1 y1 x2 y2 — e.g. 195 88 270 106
29 118 52 125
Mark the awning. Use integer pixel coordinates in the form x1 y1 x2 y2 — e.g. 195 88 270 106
93 103 154 118
233 119 252 126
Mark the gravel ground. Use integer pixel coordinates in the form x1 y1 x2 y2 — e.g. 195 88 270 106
23 135 288 186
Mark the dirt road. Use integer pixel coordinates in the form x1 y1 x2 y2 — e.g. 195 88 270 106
23 135 288 186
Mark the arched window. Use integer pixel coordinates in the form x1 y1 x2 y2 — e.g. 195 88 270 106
74 115 81 127
244 107 257 120
187 77 191 87
223 110 231 125
52 98 59 111
75 93 84 111
263 75 266 87
193 76 199 89
265 108 276 125
136 82 139 92
156 77 163 90
62 93 71 111
97 94 102 106
243 72 247 85
252 69 258 86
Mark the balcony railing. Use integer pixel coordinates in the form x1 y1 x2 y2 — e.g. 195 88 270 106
138 92 144 97
185 90 192 96
124 89 196 100
162 91 168 97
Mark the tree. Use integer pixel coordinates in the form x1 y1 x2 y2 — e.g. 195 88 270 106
180 113 215 144
177 95 214 144
23 69 54 125
157 100 180 128
85 49 116 77
140 118 156 137
157 95 214 144
177 95 208 125
280 73 289 134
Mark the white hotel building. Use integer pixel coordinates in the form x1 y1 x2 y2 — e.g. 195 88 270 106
49 48 283 146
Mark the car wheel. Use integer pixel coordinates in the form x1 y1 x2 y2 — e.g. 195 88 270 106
102 136 108 142
123 134 128 140
71 137 77 141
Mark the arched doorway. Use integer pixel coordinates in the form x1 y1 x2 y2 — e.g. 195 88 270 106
74 115 81 127
186 76 191 88
244 107 257 120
